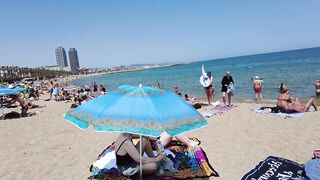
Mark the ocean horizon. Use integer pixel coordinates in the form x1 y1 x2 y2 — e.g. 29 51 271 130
72 47 320 103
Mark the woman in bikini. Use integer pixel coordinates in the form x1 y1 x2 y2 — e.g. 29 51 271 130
277 88 317 113
114 133 165 177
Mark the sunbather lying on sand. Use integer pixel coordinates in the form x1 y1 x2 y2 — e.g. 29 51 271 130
277 88 317 113
3 93 44 116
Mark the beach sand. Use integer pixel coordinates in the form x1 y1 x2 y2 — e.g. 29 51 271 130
0 95 319 179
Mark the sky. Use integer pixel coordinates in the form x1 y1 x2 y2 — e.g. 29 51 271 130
0 0 320 68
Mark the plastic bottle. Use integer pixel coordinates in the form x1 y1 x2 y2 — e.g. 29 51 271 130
156 137 165 155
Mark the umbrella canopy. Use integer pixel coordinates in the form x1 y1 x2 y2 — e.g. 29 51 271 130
64 85 207 137
0 88 18 96
14 87 26 92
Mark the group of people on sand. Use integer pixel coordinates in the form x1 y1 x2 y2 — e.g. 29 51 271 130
114 131 199 178
1 77 107 118
200 65 319 111
200 65 235 106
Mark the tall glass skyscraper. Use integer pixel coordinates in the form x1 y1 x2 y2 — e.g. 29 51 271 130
68 48 80 73
55 46 68 67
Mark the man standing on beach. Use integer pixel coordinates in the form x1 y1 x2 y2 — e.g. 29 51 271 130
221 71 234 106
252 76 263 101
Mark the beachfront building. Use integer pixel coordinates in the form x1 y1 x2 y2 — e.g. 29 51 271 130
55 46 68 67
43 65 70 72
68 48 80 74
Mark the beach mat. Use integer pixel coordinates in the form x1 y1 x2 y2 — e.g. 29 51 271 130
200 111 224 118
213 105 237 111
253 109 304 118
89 138 219 179
241 156 306 180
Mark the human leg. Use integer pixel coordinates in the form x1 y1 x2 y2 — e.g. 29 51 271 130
141 162 158 176
175 134 198 147
222 92 226 105
160 131 173 147
255 93 258 101
304 98 317 111
136 136 155 158
208 86 213 104
228 93 232 106
204 87 211 105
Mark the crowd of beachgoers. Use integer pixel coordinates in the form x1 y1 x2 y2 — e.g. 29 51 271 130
1 72 320 179
1 69 319 120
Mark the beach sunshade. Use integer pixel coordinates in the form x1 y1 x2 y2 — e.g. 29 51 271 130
64 84 207 178
64 85 207 137
14 87 26 92
0 88 18 96
0 88 18 118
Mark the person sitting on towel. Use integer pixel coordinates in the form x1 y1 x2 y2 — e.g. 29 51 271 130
114 133 165 177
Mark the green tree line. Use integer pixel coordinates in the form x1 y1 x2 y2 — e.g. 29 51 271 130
0 66 71 83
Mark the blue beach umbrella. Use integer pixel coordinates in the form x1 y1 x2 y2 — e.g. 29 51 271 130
0 88 18 117
64 85 208 177
64 85 207 137
0 88 18 96
14 87 26 92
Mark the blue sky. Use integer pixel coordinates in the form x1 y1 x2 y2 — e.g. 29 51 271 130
0 0 319 68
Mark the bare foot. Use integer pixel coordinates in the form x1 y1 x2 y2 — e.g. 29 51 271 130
187 140 199 148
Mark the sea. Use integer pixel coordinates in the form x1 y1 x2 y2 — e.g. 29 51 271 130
71 47 320 103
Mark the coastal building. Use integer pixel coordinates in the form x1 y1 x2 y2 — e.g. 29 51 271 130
55 46 68 67
43 65 70 72
68 48 80 74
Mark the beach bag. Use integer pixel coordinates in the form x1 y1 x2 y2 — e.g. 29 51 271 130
193 103 202 109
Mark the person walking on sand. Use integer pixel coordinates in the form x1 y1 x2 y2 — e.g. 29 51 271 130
200 65 214 105
313 80 320 97
252 76 263 101
221 71 234 106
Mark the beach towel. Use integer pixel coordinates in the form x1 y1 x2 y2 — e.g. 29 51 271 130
213 105 237 111
89 138 219 179
241 156 306 180
253 109 304 118
200 111 224 118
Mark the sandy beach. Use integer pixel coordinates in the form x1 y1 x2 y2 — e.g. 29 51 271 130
0 93 319 180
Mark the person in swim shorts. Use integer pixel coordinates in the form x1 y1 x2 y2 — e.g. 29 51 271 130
252 76 263 101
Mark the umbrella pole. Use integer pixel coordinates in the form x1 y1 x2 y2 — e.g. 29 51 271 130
139 134 143 179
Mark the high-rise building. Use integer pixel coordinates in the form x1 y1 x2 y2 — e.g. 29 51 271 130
68 48 80 73
55 46 68 67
